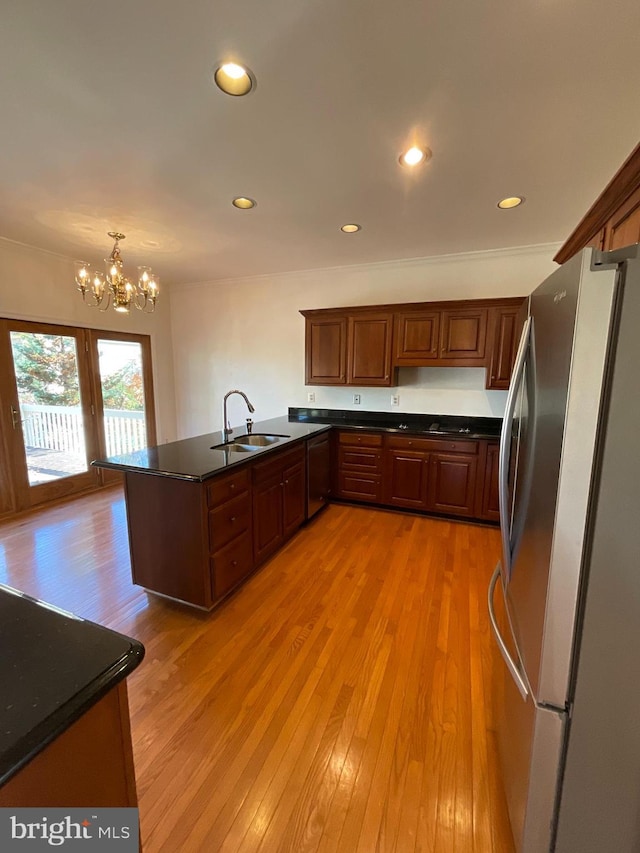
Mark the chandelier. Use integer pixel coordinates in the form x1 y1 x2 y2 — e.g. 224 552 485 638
75 232 159 314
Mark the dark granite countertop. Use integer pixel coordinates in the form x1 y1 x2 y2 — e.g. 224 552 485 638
0 585 144 787
92 416 332 482
91 410 502 482
289 407 502 439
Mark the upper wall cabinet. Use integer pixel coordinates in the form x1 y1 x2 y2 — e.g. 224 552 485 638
302 309 396 387
486 301 528 390
347 312 394 386
305 315 347 384
555 141 640 264
301 297 525 388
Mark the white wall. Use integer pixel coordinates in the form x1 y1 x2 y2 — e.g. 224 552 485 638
171 243 561 438
0 237 177 443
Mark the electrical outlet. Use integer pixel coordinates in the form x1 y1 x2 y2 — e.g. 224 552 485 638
391 394 400 406
353 394 361 405
307 392 315 403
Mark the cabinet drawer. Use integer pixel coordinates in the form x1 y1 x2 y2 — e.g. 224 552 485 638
209 491 251 552
211 532 253 599
252 443 304 485
207 468 249 507
338 431 383 447
337 472 382 503
339 446 382 473
386 435 478 454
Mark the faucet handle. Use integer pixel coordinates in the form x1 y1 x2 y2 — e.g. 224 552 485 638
246 418 253 434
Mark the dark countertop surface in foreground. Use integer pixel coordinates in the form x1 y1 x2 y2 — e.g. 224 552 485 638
0 585 144 787
92 409 502 482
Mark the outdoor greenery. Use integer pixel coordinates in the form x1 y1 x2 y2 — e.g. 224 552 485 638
10 333 144 410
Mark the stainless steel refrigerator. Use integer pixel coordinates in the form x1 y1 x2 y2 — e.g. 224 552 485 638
489 245 640 852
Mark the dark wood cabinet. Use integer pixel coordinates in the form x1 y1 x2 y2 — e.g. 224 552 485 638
439 307 488 361
383 448 429 509
428 452 479 517
486 302 527 390
604 184 640 250
394 310 440 365
555 141 640 263
282 459 305 539
480 442 500 521
347 312 394 385
305 315 347 385
252 444 306 564
302 298 525 387
335 431 383 503
302 308 396 387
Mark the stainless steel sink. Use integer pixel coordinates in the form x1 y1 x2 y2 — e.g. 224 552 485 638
210 434 289 452
210 442 260 452
232 433 288 446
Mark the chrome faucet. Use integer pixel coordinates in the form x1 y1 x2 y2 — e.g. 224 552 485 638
223 390 255 442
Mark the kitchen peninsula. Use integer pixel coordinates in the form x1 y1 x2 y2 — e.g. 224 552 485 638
94 409 502 611
0 584 143 807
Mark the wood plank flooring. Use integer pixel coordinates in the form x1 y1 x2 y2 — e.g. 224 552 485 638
0 488 514 852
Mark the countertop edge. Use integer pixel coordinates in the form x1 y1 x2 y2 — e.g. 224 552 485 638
0 641 144 788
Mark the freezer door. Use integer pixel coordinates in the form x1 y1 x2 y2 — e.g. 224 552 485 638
491 561 566 851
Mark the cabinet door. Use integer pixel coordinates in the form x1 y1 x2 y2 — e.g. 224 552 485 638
305 316 347 385
383 449 429 509
481 442 500 521
394 311 440 365
347 313 394 385
252 474 283 564
487 304 525 390
428 452 478 517
282 460 305 539
439 308 488 361
605 185 640 250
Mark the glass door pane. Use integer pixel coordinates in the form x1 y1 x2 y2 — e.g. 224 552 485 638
96 339 148 456
9 331 89 486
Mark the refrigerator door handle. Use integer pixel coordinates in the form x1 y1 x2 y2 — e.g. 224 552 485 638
488 563 529 700
498 316 532 579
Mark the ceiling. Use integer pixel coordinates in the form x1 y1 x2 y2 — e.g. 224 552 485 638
1 0 640 287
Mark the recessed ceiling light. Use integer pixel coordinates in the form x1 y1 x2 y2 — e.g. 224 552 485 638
340 224 361 233
497 196 525 209
232 197 256 209
399 146 431 167
214 62 254 96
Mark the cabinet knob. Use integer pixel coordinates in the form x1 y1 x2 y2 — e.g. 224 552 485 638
451 443 455 448
230 516 236 522
284 479 289 485
230 484 235 490
408 441 413 446
232 560 238 567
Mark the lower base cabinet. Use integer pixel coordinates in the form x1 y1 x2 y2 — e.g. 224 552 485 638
337 431 498 522
429 452 479 517
252 444 305 565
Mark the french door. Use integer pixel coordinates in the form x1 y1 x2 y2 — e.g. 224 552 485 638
0 319 156 515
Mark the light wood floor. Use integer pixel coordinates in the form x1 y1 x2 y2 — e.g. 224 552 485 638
0 489 514 853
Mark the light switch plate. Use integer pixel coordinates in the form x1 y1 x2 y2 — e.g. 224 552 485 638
353 394 361 405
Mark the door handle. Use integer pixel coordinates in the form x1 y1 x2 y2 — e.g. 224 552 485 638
10 405 21 430
498 316 531 580
487 563 529 701
488 563 529 700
